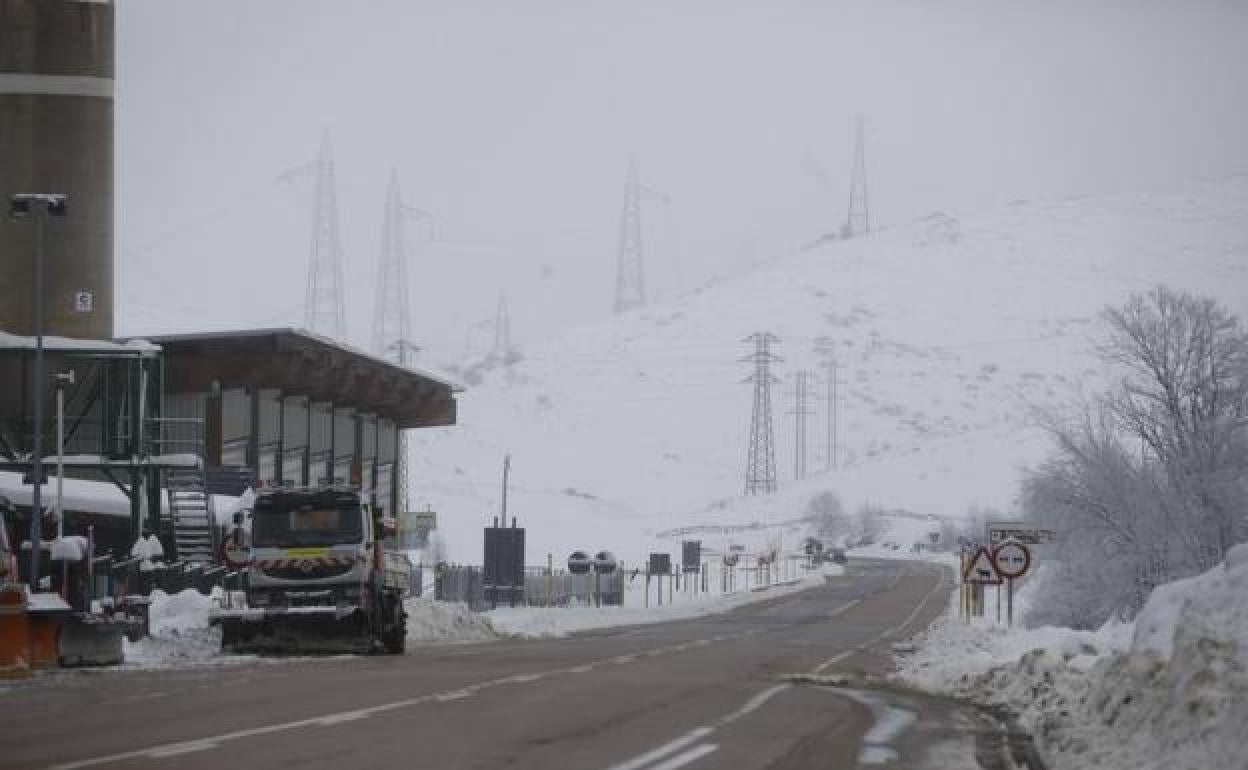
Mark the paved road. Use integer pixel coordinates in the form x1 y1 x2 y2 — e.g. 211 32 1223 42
1 560 1022 770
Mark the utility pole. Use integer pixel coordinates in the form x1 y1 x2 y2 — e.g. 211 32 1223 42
826 356 839 471
614 156 644 313
303 134 347 341
9 192 67 590
742 333 781 495
843 115 870 239
500 454 511 518
789 371 815 480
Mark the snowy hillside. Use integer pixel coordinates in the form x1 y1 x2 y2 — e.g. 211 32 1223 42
409 177 1248 563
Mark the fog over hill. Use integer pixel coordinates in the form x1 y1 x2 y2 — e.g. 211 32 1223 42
409 177 1248 564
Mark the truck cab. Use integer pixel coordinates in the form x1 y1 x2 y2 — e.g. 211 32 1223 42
246 487 374 609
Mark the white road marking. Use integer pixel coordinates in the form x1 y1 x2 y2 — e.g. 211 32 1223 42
50 632 755 770
605 727 714 770
605 684 793 770
832 598 862 617
715 683 792 726
811 565 948 675
648 743 718 770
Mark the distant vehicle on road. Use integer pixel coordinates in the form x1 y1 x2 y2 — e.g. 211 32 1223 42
829 547 848 565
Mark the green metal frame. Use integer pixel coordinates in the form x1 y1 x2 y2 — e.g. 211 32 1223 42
0 346 181 544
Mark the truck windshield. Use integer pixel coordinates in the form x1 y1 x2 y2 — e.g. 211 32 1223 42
252 505 363 548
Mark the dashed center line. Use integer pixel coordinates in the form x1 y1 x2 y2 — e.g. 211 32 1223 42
48 632 741 770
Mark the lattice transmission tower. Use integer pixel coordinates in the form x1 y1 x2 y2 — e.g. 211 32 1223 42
372 171 412 358
843 115 870 238
789 370 816 481
370 170 431 516
303 135 348 340
742 333 782 495
614 156 644 313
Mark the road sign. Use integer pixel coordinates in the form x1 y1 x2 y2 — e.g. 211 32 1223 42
963 546 1002 584
992 540 1031 579
987 521 1056 546
648 553 671 575
682 540 702 572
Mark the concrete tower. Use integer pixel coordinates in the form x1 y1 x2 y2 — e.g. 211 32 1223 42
0 0 115 340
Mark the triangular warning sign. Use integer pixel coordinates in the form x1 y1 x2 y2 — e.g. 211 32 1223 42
963 546 1002 584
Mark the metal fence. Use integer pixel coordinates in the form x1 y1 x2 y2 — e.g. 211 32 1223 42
432 565 626 610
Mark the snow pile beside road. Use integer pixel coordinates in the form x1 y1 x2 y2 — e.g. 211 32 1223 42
404 598 500 643
123 588 225 667
896 544 1248 770
488 565 842 638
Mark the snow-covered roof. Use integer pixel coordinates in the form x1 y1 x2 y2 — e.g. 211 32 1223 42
0 331 159 355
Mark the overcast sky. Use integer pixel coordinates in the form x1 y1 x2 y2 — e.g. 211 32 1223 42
114 0 1248 361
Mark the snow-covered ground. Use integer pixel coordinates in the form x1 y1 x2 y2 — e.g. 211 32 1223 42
896 544 1248 770
409 177 1248 566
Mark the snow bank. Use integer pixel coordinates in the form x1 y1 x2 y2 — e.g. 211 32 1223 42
896 545 1248 770
403 598 499 643
122 588 226 667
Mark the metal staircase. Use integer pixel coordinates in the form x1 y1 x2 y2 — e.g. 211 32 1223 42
166 468 218 564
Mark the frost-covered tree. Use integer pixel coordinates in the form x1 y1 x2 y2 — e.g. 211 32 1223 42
1101 286 1248 561
1022 286 1248 628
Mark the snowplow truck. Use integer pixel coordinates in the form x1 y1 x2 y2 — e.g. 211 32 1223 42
211 487 407 655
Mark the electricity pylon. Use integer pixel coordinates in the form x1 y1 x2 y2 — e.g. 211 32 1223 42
614 156 645 313
372 171 412 358
789 370 816 481
303 134 347 341
843 115 870 238
742 333 782 495
370 170 431 517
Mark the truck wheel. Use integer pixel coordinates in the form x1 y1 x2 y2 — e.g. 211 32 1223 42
382 622 406 654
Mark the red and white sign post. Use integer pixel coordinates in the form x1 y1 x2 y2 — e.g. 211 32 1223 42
992 539 1031 627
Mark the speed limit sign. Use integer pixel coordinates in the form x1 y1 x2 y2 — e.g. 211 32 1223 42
992 540 1031 580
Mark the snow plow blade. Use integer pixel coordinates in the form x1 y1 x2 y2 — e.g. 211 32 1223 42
211 608 375 655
